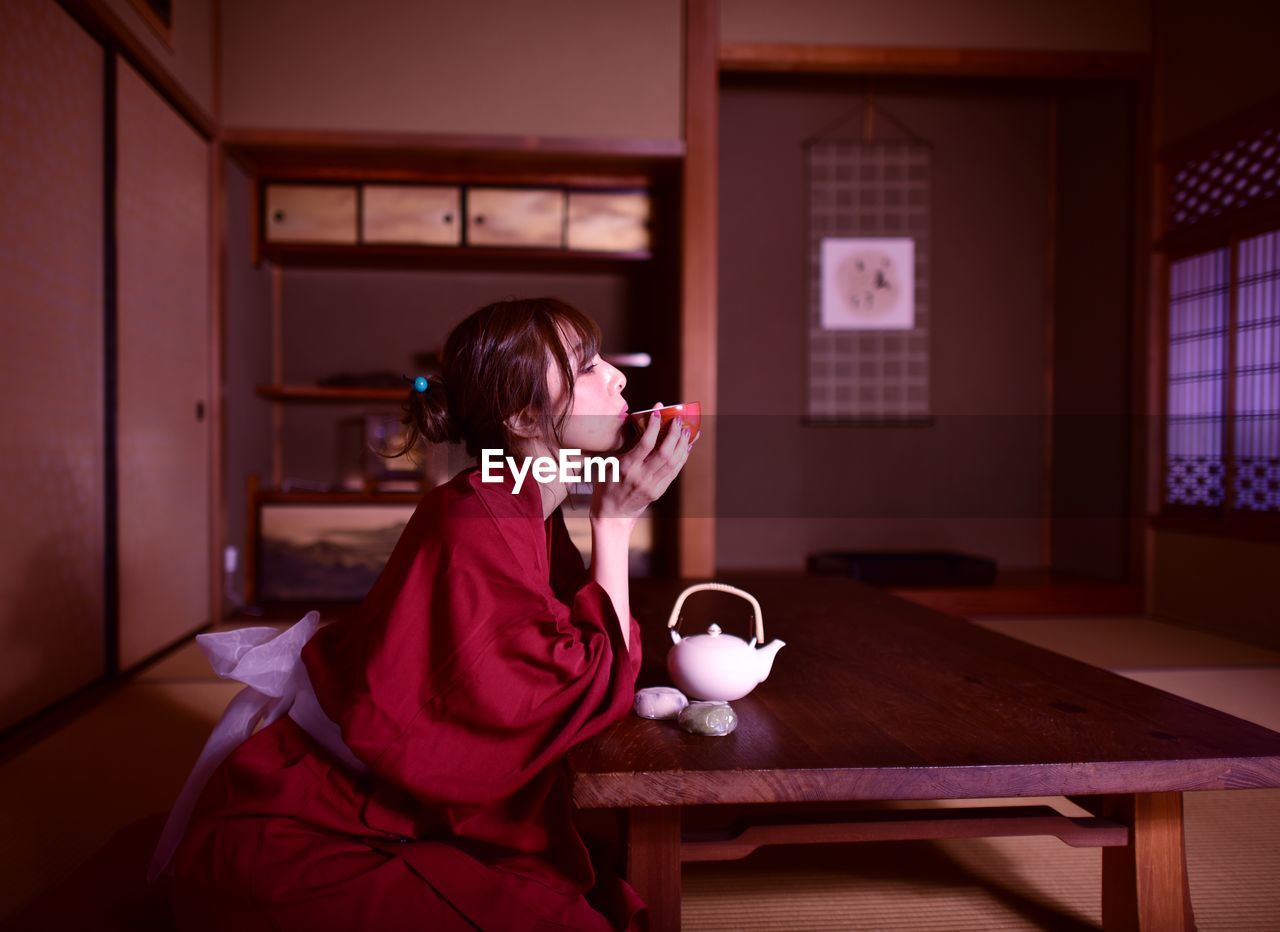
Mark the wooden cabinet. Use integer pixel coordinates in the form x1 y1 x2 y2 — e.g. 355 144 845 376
466 187 565 247
362 184 460 245
259 181 652 258
567 191 650 252
265 184 358 243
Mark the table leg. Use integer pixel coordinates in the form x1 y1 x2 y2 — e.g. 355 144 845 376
1100 792 1196 931
626 806 682 932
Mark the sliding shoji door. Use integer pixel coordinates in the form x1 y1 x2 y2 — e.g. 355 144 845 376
0 0 106 731
115 59 212 668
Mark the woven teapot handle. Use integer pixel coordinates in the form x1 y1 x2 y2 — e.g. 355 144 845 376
666 582 764 644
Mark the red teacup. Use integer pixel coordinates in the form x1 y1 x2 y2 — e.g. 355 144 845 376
628 402 701 444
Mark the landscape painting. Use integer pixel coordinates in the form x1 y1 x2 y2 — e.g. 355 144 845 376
258 504 414 601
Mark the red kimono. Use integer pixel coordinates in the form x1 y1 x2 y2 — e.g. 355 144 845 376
170 467 646 931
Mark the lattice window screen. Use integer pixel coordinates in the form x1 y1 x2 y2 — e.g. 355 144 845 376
1165 249 1229 507
806 137 932 421
1234 230 1280 512
1169 127 1280 230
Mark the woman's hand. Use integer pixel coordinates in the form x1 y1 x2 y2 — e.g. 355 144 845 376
589 405 693 649
591 404 693 522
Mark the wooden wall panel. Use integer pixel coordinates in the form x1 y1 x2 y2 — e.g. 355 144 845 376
1152 530 1280 651
116 58 212 668
0 0 106 731
1155 0 1280 147
220 0 683 140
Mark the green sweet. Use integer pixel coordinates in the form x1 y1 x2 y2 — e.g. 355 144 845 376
677 700 738 737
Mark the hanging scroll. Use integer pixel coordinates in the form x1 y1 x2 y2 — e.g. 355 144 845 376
805 104 932 422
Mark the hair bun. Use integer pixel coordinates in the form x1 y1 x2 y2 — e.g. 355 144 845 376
399 374 455 450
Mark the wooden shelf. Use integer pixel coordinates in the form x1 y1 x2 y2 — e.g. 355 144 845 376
259 241 652 271
238 132 687 578
223 127 684 181
257 384 406 403
257 353 650 406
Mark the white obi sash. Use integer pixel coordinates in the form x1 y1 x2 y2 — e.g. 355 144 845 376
147 611 368 882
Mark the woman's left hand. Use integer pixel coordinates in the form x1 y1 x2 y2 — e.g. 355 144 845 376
591 406 693 521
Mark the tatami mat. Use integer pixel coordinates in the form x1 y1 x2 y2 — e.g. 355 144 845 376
132 620 291 682
0 681 240 919
1118 667 1280 732
683 788 1280 931
971 616 1280 670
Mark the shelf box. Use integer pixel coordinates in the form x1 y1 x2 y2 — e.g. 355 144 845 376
566 191 651 252
362 184 461 245
467 187 564 247
264 184 358 244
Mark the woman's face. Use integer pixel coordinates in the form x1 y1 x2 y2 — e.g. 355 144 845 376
545 341 629 454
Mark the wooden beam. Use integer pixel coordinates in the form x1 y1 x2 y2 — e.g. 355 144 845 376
270 264 284 489
222 127 683 182
1043 99 1058 571
1224 238 1240 522
208 2 224 624
244 473 258 606
680 0 719 577
222 127 686 159
682 806 1128 862
1134 63 1158 601
720 43 1149 80
56 0 216 139
208 137 225 623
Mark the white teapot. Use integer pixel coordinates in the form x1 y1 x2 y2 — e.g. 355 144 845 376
666 583 785 702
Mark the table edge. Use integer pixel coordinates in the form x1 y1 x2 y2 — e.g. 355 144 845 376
570 756 1280 808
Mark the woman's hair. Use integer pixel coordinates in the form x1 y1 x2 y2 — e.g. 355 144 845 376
400 297 602 459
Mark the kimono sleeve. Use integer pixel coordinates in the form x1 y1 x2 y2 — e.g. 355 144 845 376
361 526 643 808
547 509 591 605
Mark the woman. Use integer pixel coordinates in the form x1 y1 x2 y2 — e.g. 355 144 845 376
160 297 692 930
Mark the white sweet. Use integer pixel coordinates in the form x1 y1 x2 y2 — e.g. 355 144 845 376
633 686 689 720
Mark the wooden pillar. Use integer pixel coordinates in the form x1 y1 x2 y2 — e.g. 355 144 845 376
679 0 719 577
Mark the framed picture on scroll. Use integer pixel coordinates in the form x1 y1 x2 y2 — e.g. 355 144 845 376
820 237 915 331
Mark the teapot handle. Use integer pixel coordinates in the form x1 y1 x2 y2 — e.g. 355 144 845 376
667 582 764 644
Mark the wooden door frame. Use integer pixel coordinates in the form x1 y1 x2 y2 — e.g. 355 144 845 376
719 44 1147 81
680 0 719 576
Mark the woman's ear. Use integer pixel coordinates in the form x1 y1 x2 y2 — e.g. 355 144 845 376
504 407 541 442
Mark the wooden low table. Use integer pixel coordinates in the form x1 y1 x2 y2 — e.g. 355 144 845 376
568 577 1280 931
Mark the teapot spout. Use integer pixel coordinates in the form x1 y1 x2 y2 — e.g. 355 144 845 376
755 639 785 682
670 629 683 646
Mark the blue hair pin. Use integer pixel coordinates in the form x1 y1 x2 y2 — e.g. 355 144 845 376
413 376 429 393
